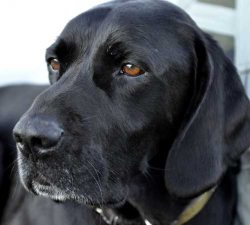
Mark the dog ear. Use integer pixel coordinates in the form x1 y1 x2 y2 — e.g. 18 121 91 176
164 31 250 198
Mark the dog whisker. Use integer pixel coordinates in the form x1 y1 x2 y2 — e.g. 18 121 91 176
80 163 105 207
86 160 105 207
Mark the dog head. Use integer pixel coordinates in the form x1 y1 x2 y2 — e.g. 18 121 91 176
14 0 250 207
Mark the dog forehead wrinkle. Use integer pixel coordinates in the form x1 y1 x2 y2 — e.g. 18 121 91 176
60 6 113 41
109 0 192 25
88 1 165 48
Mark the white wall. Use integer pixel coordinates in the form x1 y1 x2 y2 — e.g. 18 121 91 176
0 0 108 86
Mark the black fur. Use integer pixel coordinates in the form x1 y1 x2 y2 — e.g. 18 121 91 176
12 0 250 224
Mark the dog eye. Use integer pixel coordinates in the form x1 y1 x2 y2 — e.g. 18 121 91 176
49 58 60 72
121 63 145 77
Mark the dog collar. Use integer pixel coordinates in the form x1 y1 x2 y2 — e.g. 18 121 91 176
95 186 216 225
171 186 217 225
95 208 150 225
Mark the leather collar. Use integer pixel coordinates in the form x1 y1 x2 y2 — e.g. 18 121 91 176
170 186 216 225
95 186 216 225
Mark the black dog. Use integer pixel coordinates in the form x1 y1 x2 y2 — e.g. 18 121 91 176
13 0 250 224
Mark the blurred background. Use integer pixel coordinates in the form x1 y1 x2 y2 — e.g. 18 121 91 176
0 0 249 93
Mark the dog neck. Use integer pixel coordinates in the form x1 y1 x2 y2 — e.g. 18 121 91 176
95 187 216 225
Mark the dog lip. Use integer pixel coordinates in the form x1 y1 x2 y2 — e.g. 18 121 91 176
32 181 53 192
31 181 67 202
86 194 127 208
86 185 129 208
35 175 51 186
104 197 127 208
17 142 25 151
30 174 54 195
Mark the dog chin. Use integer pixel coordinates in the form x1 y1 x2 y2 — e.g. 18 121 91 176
32 181 68 202
32 181 127 209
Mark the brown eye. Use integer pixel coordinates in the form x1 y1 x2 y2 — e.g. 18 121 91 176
121 63 144 77
49 58 60 71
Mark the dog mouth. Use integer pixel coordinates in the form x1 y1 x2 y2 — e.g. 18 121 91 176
31 175 68 202
30 174 128 207
32 180 127 207
86 195 127 208
32 181 67 201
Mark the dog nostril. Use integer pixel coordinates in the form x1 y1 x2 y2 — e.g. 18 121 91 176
13 133 29 156
31 137 43 149
31 135 62 149
31 128 64 150
14 134 24 149
14 133 23 144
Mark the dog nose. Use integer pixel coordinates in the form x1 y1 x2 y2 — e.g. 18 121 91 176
13 116 64 157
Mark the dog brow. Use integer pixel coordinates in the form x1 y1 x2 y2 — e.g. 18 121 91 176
46 38 78 64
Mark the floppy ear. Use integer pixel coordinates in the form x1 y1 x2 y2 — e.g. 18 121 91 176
164 30 250 198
